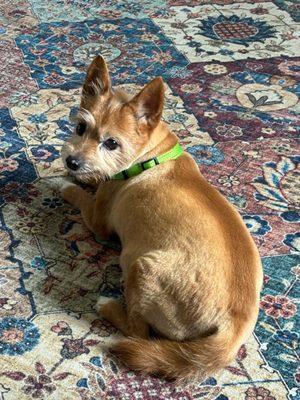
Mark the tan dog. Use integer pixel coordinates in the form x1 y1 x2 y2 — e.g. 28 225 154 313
61 56 263 381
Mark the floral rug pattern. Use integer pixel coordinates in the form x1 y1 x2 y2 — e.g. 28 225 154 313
0 1 299 399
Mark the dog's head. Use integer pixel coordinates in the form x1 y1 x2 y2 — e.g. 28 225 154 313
61 56 165 182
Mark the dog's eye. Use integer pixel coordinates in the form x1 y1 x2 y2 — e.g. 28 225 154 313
103 138 119 150
76 122 86 136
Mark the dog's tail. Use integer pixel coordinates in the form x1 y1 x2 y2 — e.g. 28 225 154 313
110 317 251 381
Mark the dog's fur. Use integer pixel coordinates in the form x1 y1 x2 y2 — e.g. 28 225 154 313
61 56 263 381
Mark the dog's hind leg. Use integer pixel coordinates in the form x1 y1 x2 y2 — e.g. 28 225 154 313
96 299 149 339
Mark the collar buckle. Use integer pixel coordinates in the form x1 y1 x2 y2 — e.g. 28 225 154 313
110 143 183 180
140 157 159 170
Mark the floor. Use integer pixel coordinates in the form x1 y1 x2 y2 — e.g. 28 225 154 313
0 1 299 399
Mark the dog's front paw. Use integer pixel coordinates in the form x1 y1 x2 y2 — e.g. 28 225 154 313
60 179 80 204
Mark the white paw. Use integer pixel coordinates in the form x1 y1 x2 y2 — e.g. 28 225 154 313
45 177 65 192
60 178 77 194
94 297 112 314
46 176 76 194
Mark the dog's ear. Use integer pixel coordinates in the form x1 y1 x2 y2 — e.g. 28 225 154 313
128 77 164 132
82 55 111 97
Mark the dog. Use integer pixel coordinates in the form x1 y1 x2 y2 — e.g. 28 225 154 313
61 55 263 381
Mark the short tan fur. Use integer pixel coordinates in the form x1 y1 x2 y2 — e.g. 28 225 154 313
61 56 263 381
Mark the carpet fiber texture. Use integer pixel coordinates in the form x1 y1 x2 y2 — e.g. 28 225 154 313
0 1 299 399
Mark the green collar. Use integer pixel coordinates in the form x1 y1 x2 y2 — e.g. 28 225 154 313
111 142 183 180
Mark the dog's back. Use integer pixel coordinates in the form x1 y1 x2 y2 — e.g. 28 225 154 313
108 150 262 380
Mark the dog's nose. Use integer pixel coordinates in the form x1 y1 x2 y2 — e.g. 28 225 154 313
66 155 80 171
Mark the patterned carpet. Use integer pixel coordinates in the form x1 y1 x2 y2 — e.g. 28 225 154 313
0 1 299 399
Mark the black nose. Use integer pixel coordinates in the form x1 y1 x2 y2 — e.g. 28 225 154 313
66 155 80 171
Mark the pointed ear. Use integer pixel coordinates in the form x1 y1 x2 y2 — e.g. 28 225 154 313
129 77 164 131
82 55 111 97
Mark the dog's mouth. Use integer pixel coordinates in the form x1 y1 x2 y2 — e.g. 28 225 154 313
66 165 108 184
61 147 116 183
